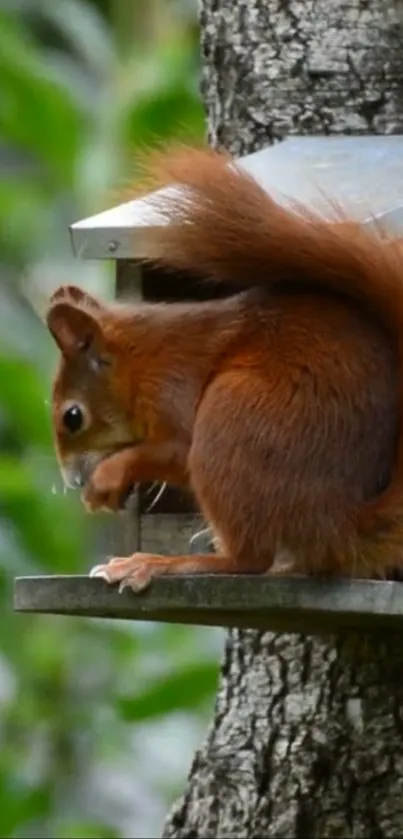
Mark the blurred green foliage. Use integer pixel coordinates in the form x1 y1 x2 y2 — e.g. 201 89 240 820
0 2 221 837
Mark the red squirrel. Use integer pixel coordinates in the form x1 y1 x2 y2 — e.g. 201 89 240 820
46 146 403 592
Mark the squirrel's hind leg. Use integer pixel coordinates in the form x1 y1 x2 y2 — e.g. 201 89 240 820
187 371 286 576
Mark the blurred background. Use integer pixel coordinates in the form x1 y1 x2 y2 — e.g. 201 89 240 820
0 1 222 836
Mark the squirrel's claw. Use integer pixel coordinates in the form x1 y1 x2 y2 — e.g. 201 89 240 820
89 554 160 593
89 563 113 582
82 474 135 514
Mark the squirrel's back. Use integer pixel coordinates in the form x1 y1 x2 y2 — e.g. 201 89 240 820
239 286 397 506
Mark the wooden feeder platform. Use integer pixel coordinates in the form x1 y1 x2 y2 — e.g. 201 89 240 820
13 575 403 635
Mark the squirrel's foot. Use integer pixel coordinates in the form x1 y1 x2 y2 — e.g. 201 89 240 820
266 549 301 576
89 552 236 593
89 554 167 592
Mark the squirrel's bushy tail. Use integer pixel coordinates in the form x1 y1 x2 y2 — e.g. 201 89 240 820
134 145 403 331
133 145 403 555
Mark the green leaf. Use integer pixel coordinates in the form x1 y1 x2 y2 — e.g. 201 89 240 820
54 820 120 839
0 10 84 184
39 0 115 79
0 357 50 445
118 660 218 721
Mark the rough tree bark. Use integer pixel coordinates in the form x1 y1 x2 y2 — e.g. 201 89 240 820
163 1 403 837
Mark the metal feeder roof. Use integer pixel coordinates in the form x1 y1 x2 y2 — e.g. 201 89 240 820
70 135 403 261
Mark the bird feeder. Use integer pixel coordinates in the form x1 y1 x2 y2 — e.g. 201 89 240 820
14 134 403 634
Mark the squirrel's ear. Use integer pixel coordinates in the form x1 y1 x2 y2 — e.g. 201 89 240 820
49 284 103 311
46 302 107 368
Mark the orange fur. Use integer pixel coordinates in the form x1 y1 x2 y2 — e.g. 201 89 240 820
45 146 403 589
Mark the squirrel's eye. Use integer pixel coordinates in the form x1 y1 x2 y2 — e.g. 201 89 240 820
62 404 85 434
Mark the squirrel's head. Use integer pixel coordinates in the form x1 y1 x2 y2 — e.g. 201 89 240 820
46 285 143 490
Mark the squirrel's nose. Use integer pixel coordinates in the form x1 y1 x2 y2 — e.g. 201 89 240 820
60 463 85 490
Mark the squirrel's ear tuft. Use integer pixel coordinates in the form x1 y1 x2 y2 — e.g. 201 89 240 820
46 301 107 368
49 285 103 311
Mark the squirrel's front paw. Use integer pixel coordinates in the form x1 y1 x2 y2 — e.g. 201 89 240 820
82 457 134 513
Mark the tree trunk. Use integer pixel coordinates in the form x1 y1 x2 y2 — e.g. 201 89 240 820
163 1 403 837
